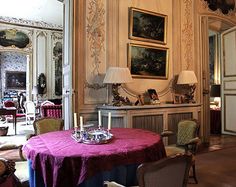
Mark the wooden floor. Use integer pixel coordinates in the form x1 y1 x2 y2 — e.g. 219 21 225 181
198 134 236 153
188 134 236 187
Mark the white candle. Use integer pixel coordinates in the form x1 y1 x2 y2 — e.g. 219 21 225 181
74 113 77 128
98 110 101 128
108 112 111 130
80 116 84 131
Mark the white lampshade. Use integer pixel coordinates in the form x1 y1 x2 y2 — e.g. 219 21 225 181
103 67 133 84
32 86 38 95
177 70 198 85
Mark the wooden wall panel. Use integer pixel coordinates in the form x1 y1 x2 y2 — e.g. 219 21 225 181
133 114 164 133
102 116 124 128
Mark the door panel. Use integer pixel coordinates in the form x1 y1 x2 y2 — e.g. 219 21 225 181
62 0 73 130
221 26 236 135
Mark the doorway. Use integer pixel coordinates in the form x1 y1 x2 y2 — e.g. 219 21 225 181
201 16 236 142
0 51 32 102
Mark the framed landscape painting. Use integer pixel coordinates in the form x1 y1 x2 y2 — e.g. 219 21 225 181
128 43 168 79
129 7 167 44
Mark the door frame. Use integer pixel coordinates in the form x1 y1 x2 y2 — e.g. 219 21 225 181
200 15 236 142
61 0 74 130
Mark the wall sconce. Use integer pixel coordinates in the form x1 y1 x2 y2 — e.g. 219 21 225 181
103 67 133 106
210 84 221 108
177 70 198 103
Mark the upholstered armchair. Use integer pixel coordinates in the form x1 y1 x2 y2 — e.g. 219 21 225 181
161 119 200 184
33 117 64 135
22 117 64 141
41 105 62 118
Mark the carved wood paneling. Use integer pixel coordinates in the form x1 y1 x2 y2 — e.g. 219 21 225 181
132 114 164 134
182 0 194 70
102 116 124 128
84 0 107 104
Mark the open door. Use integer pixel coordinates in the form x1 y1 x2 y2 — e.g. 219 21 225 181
221 26 236 135
62 0 73 130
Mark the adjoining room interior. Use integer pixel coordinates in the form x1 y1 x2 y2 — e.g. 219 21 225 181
0 0 63 136
1 0 236 187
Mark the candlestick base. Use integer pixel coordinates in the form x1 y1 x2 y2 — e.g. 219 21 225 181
71 128 113 144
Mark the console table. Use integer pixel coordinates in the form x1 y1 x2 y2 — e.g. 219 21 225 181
97 103 201 144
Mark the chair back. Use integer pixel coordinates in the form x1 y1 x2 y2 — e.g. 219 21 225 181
137 154 192 187
177 119 199 146
24 101 35 114
4 100 15 108
33 117 64 135
41 105 62 118
41 100 55 106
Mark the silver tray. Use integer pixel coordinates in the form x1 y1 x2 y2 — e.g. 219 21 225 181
71 129 113 145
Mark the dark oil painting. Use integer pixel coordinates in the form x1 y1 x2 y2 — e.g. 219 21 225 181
128 43 168 79
204 0 235 14
0 29 30 48
6 71 26 90
129 7 167 44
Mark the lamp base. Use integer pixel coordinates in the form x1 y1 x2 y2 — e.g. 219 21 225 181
183 85 196 103
111 84 132 106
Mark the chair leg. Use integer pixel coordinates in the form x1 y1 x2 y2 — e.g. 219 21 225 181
192 164 198 184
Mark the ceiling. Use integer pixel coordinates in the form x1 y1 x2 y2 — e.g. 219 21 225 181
0 0 63 26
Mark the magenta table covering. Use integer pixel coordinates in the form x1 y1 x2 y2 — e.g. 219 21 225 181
23 128 166 187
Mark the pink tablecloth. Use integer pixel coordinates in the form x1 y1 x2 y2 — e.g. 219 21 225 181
23 128 166 187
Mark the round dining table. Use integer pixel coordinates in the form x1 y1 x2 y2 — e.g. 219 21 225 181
23 128 166 187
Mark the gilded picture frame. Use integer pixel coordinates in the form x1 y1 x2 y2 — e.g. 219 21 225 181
128 43 168 79
129 7 167 44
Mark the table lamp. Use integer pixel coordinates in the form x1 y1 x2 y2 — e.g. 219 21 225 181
210 84 221 108
103 67 133 106
177 70 198 103
32 86 38 105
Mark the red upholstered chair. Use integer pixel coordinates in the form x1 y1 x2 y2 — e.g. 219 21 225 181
3 100 25 123
41 105 62 118
4 100 15 108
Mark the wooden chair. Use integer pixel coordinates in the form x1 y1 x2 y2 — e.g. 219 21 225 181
0 156 29 187
0 158 15 187
3 100 16 123
15 118 64 186
19 118 64 161
33 117 64 135
161 119 200 184
3 100 25 128
137 154 192 187
24 101 36 125
104 154 192 187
